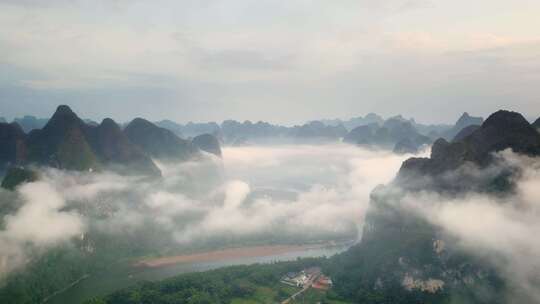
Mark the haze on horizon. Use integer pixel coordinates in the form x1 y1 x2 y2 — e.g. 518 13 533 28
1 0 540 124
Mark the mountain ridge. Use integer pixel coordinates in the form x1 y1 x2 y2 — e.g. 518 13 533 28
124 117 198 160
326 109 540 303
0 105 220 180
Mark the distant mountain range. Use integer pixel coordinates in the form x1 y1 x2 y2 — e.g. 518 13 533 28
320 112 385 129
2 106 540 304
156 119 348 144
321 112 455 137
343 117 431 153
439 112 484 141
400 110 539 182
2 107 536 180
3 111 492 151
153 112 488 150
342 112 485 153
0 105 222 180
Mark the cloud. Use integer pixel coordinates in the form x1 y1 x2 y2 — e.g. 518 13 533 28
0 182 84 279
3 142 539 303
0 144 420 278
174 144 424 243
4 182 83 244
2 142 538 302
394 150 540 302
1 0 540 124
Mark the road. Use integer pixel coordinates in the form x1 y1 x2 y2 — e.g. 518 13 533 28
281 273 320 304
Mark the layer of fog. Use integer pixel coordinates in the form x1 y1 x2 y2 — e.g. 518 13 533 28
0 144 421 279
0 182 84 279
3 142 539 301
393 150 540 302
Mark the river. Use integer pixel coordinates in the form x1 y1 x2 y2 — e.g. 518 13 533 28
46 244 349 304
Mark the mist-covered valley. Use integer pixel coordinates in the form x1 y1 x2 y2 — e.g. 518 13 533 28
3 2 540 303
0 142 421 279
0 106 432 303
2 103 540 304
0 103 540 304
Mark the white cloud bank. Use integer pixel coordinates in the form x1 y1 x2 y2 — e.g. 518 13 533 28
1 0 540 124
0 143 420 278
398 150 540 302
1 143 539 302
0 182 84 280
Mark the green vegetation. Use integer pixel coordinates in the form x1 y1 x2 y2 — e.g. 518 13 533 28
0 224 174 304
84 258 328 304
317 192 506 304
290 289 349 304
57 128 100 171
1 167 38 190
0 245 92 304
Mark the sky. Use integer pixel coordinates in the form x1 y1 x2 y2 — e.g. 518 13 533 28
0 0 539 124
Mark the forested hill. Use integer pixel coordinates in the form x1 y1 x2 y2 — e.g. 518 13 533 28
324 110 540 304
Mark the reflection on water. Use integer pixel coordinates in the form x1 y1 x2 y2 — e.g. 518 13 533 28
47 244 348 304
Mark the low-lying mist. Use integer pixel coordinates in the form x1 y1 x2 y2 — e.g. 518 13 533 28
3 142 539 302
0 144 423 279
381 150 540 302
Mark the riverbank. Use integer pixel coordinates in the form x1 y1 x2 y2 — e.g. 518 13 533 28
47 243 349 304
135 244 331 268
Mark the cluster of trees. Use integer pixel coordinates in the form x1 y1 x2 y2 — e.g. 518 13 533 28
83 249 460 304
0 246 91 304
85 258 322 304
0 223 174 304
